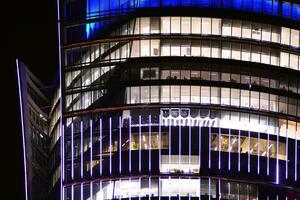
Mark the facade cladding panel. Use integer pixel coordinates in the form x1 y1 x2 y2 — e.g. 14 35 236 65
59 0 300 200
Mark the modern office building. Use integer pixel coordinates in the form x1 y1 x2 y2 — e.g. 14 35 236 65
17 60 61 200
19 0 300 199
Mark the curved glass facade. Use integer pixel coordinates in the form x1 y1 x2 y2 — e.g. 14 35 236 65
59 0 300 199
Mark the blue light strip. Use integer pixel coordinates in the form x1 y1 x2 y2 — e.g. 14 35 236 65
85 0 300 38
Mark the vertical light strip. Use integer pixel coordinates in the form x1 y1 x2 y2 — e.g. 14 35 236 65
169 122 171 172
129 116 132 173
258 132 260 174
286 128 288 179
109 117 112 175
81 183 83 200
159 115 161 172
149 115 152 172
62 125 65 200
71 123 74 179
90 119 93 177
267 133 270 175
16 59 28 200
179 120 182 170
276 128 279 184
90 182 93 200
139 115 141 173
295 129 298 181
100 118 102 176
238 129 241 172
199 126 201 170
149 177 151 200
248 131 250 173
55 0 63 196
81 121 83 178
208 127 211 169
189 120 191 173
218 127 221 170
71 185 74 200
228 128 231 171
119 116 122 174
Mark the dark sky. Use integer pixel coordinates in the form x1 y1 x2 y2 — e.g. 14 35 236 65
5 0 58 199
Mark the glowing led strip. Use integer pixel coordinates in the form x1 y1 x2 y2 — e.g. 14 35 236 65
16 59 28 200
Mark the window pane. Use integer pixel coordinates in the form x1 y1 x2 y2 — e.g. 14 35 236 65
212 18 221 35
161 17 170 34
141 17 150 34
171 17 180 33
202 17 211 34
181 17 191 34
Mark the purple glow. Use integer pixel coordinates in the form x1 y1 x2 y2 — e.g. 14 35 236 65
199 126 201 169
119 116 122 174
218 128 221 169
56 0 63 196
71 185 74 200
90 119 93 177
208 127 211 169
100 118 102 176
81 121 83 178
109 117 112 175
248 131 250 173
16 59 29 200
295 132 298 181
276 130 279 184
139 115 141 173
71 123 74 179
61 125 65 181
129 116 132 173
158 115 161 172
238 130 241 171
149 115 152 172
179 118 182 168
258 132 260 174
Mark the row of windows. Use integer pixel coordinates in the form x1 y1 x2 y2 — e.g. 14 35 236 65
211 133 286 160
65 108 300 141
125 85 300 117
140 67 300 94
65 65 114 90
64 177 258 200
111 17 300 48
64 39 300 73
131 39 300 70
65 89 105 112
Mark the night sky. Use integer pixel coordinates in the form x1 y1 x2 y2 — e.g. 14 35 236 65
5 0 58 199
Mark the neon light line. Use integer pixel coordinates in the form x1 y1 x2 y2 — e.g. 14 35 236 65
16 59 28 200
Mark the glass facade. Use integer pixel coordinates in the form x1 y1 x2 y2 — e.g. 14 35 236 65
58 0 300 200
